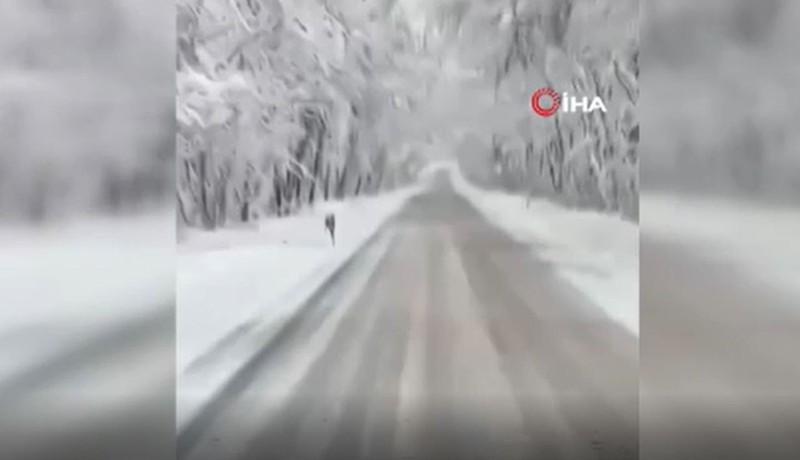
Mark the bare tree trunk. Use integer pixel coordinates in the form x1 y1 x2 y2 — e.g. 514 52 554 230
177 191 190 224
323 164 331 201
240 200 249 222
198 151 214 229
273 165 284 217
336 166 347 199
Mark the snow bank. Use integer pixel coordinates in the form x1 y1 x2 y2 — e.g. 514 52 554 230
642 194 800 299
177 187 420 430
0 210 174 383
438 163 639 335
177 188 419 372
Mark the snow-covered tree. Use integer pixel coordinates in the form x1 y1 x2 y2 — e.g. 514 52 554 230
641 0 800 201
177 0 429 229
177 0 642 228
0 0 173 222
449 0 640 219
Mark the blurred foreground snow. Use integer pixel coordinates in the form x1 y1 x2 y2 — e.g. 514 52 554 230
0 210 173 384
0 1 174 458
642 194 800 300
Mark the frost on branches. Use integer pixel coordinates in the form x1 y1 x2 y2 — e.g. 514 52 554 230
0 0 172 222
176 0 425 229
176 0 641 229
456 0 640 220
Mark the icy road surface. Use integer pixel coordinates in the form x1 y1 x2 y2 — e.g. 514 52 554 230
179 173 639 460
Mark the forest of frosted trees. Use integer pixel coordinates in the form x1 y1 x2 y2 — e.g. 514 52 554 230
0 0 173 222
13 1 794 229
177 0 641 228
453 0 640 220
641 0 800 201
177 0 428 229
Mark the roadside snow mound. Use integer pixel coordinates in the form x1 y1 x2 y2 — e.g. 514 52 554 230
177 186 420 431
439 162 639 335
642 193 800 300
0 210 173 385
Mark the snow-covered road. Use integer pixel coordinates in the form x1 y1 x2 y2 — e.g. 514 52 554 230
640 196 800 459
0 211 174 459
179 172 639 460
178 188 421 376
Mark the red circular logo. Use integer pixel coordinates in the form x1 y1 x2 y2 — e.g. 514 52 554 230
531 87 560 117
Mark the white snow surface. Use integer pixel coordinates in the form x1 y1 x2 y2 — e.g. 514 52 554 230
439 163 640 335
176 187 420 430
177 187 420 373
0 210 174 383
642 193 800 300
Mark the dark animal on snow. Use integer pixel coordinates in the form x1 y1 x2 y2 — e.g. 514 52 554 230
324 213 336 246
